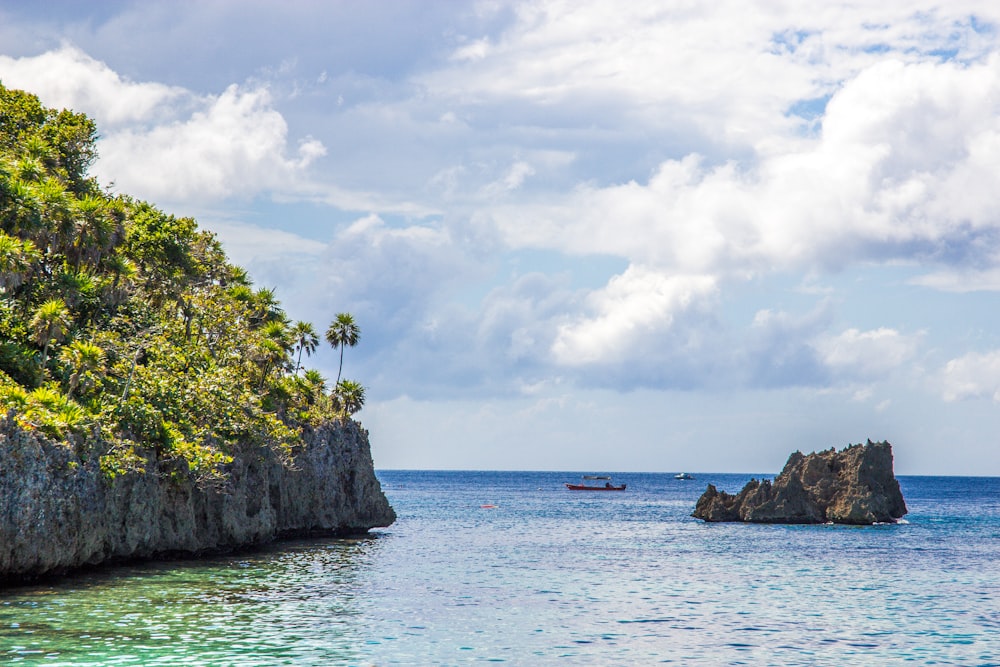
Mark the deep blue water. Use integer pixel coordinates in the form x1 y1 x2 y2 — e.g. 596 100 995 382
2 472 999 665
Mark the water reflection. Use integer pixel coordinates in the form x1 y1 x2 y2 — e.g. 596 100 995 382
0 536 383 666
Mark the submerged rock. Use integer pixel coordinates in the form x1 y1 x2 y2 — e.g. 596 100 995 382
692 440 907 525
0 416 395 581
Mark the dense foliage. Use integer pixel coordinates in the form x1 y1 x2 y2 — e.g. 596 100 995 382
0 84 364 482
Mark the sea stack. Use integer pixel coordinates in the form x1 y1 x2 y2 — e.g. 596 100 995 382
692 440 907 525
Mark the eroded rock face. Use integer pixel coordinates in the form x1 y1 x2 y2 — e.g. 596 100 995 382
0 416 395 581
692 440 907 525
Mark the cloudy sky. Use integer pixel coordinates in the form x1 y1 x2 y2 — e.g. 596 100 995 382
3 1 1000 474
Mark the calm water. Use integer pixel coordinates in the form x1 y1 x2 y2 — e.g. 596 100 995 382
2 472 999 666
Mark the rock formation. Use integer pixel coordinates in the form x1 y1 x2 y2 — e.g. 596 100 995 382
0 415 395 581
692 440 907 524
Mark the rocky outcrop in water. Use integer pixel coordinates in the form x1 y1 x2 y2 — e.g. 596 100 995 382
692 440 907 524
0 416 395 581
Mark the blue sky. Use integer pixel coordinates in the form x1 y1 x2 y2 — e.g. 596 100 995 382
3 1 1000 474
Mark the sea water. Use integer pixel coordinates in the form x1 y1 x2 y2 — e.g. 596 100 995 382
1 472 999 666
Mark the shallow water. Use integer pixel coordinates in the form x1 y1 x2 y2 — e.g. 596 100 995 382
2 472 999 665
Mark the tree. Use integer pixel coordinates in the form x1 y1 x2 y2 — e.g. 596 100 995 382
256 320 293 389
291 321 319 375
325 312 360 385
71 194 115 270
30 298 71 373
59 339 105 398
250 287 284 327
333 379 365 419
0 83 386 482
0 232 38 292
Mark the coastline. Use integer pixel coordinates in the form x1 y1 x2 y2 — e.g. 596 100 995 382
0 416 395 583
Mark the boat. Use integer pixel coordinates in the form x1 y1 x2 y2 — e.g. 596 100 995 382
565 476 626 491
565 482 627 491
674 472 694 480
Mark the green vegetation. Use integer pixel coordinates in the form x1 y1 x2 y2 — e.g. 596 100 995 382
326 311 360 385
0 84 366 482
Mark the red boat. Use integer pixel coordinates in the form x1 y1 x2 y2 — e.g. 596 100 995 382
564 482 626 491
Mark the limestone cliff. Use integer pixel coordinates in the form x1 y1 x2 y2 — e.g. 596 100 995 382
692 440 907 524
0 416 395 581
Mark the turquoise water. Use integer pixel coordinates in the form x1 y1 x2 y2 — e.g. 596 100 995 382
2 472 999 665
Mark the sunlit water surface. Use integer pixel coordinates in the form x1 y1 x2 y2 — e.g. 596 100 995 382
2 472 999 665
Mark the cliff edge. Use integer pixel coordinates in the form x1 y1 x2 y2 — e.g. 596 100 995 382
692 440 907 524
0 415 395 581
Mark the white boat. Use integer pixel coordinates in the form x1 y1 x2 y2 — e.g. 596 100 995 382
674 472 694 480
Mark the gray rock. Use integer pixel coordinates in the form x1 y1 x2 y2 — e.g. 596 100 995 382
0 415 395 581
692 440 907 524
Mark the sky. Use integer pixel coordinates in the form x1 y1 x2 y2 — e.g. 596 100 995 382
2 1 1000 475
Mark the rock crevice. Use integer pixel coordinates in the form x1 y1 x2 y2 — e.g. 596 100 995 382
692 440 907 524
0 417 395 581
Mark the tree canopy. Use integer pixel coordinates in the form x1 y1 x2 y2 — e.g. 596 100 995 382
0 84 365 482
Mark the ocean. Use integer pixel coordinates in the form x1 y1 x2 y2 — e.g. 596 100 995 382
1 471 999 665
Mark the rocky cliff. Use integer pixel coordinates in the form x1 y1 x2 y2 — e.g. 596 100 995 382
692 440 907 524
0 415 395 581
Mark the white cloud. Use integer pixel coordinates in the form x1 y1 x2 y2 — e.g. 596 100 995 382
315 214 480 327
0 46 326 206
205 220 326 267
941 350 1000 402
425 1 1000 149
3 3 997 403
551 266 717 366
0 44 187 126
814 327 920 377
481 160 536 197
452 37 492 62
487 53 1000 287
910 269 1000 292
95 83 325 203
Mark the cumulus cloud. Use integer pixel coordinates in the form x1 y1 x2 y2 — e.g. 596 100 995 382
0 44 187 126
814 327 920 378
314 214 482 330
3 2 996 402
941 351 1000 402
95 83 325 203
0 45 326 206
461 50 1000 384
551 267 718 366
423 1 1000 149
490 55 1000 275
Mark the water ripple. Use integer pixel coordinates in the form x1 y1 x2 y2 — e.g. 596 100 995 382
2 473 1000 665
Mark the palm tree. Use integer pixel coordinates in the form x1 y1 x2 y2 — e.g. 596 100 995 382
291 321 320 375
0 232 38 292
256 320 293 389
300 368 326 406
59 339 105 398
30 298 71 373
102 255 137 307
325 312 360 385
333 379 365 419
71 194 114 270
35 177 74 253
251 287 284 327
3 178 45 243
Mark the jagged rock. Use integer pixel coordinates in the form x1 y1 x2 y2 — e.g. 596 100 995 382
0 416 395 581
692 440 907 525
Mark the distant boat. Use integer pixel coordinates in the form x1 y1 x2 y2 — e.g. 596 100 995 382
565 476 626 491
674 472 695 480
